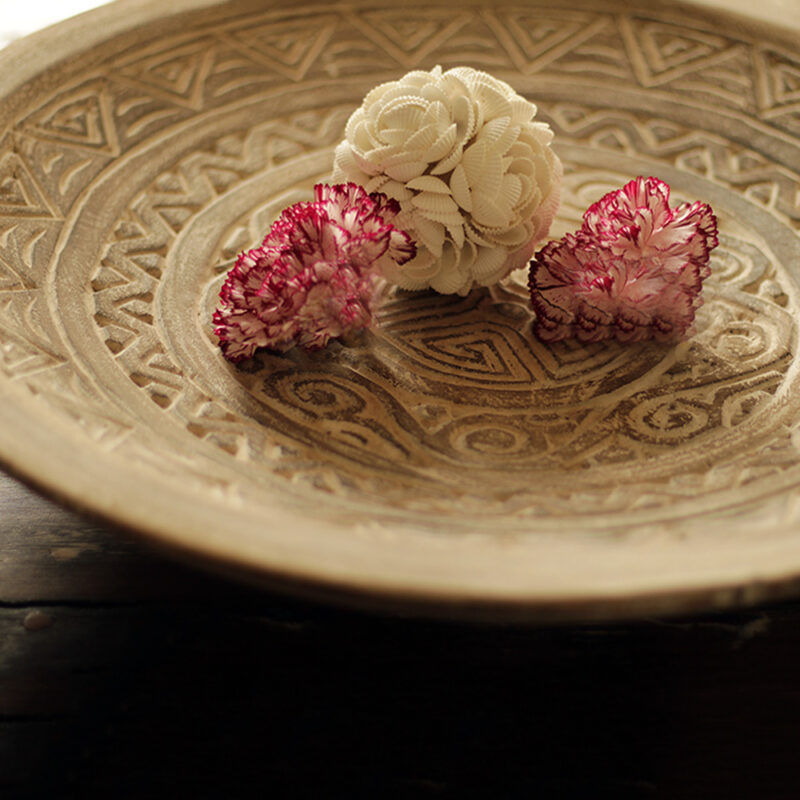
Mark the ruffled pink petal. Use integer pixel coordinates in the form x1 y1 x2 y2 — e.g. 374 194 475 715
214 183 416 361
529 176 718 344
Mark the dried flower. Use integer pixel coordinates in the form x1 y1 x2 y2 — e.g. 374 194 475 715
213 183 415 361
332 66 562 295
529 177 718 343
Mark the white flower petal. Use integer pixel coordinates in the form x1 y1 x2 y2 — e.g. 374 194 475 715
472 196 513 228
384 160 428 182
415 207 465 228
406 175 452 194
477 219 533 248
477 116 510 148
463 147 502 201
447 221 465 248
426 123 458 165
473 82 510 121
380 127 417 147
403 124 440 153
344 110 366 142
449 164 473 212
509 97 536 124
411 192 460 213
450 93 477 142
464 222 492 247
500 173 522 211
470 244 508 280
363 143 400 164
332 144 366 181
378 100 426 132
388 250 440 289
403 66 442 87
381 180 414 201
431 143 465 176
430 250 470 293
420 98 448 123
409 214 446 256
531 121 555 145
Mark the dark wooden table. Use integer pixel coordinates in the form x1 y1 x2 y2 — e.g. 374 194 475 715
2 469 800 799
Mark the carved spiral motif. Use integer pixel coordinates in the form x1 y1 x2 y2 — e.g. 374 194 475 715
628 397 711 442
275 376 367 419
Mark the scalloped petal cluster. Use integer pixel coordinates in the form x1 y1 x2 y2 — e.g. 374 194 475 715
529 177 718 343
213 183 415 362
332 65 562 295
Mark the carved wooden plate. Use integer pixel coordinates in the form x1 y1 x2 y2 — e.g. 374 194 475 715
4 0 800 621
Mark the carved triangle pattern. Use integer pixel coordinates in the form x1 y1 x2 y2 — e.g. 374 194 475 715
14 135 109 217
93 200 178 363
0 256 32 292
619 16 744 88
378 289 633 387
221 17 338 81
0 152 56 219
177 384 268 461
542 102 800 229
347 9 473 68
482 10 610 75
0 330 63 380
405 328 533 381
24 364 133 449
193 42 281 103
0 293 64 380
0 219 62 292
114 40 217 110
754 46 800 118
21 83 120 156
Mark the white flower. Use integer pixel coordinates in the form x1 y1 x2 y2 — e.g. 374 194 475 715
332 65 562 295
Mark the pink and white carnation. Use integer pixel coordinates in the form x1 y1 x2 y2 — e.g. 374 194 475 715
214 183 415 362
529 176 718 343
